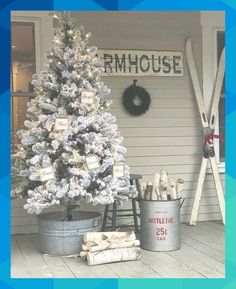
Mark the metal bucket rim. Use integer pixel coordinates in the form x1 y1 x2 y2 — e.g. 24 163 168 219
37 211 102 222
140 198 181 203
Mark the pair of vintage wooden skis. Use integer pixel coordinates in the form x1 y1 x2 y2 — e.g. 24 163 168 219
185 38 225 225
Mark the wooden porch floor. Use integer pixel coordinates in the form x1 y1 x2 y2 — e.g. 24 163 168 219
11 221 225 278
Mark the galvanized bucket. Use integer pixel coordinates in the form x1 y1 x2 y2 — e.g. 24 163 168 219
37 211 102 255
140 198 183 252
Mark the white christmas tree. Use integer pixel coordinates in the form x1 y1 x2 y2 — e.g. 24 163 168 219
17 12 137 220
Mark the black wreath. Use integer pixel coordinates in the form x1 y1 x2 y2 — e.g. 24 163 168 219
122 80 151 116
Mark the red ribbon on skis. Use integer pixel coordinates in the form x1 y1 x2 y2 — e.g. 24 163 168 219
204 132 224 145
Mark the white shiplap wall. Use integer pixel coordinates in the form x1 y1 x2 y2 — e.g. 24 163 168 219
11 12 225 234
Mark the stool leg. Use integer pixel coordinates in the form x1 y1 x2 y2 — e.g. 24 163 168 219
132 198 139 232
102 204 109 231
136 179 141 209
112 201 117 231
135 179 142 200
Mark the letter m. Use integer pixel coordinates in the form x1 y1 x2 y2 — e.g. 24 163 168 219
115 54 126 73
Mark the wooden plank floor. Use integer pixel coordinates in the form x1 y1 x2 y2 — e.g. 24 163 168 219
11 221 225 278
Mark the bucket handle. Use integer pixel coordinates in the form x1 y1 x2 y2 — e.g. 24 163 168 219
180 198 185 208
93 218 100 227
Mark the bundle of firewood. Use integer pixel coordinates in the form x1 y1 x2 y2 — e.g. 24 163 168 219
140 170 184 201
80 231 141 266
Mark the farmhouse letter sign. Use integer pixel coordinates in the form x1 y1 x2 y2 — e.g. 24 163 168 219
98 49 183 76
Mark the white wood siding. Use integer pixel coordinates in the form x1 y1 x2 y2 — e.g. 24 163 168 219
11 12 225 234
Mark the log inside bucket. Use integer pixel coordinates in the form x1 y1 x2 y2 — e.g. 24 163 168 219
140 171 184 201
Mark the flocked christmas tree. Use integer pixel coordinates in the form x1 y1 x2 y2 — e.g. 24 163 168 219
16 12 136 220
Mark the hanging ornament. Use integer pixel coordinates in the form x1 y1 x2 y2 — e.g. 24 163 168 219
54 118 70 131
113 163 125 179
81 91 94 105
39 166 55 182
85 155 100 170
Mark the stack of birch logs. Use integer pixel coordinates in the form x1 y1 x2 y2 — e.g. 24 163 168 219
80 231 141 266
141 170 184 201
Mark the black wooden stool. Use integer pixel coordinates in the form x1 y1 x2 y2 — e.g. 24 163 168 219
102 174 142 232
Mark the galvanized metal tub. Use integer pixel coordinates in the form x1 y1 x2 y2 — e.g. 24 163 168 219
140 198 181 252
37 211 102 255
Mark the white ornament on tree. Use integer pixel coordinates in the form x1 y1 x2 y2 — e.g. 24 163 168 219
85 155 100 170
39 166 55 182
113 163 125 179
81 91 95 105
54 118 70 131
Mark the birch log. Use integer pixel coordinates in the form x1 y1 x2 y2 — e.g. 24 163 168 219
151 190 158 200
160 170 168 190
82 241 99 251
176 178 184 198
160 190 168 200
84 231 136 243
82 239 139 252
86 240 140 253
169 177 177 199
152 173 160 200
145 182 153 200
160 170 168 200
140 182 146 199
87 247 141 266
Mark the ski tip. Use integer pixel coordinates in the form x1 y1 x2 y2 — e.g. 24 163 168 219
221 47 225 58
218 47 225 68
